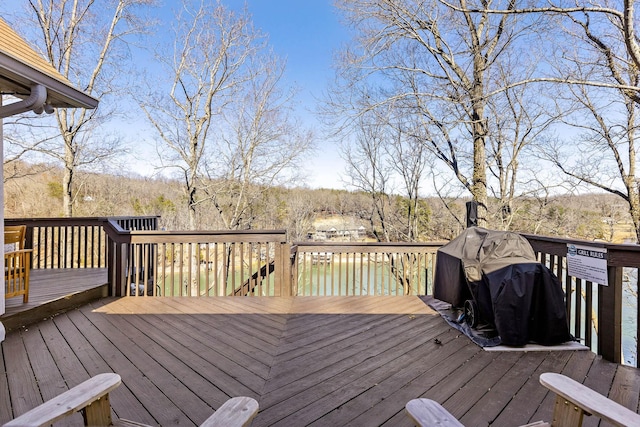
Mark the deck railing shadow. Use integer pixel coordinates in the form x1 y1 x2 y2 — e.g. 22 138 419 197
5 217 639 367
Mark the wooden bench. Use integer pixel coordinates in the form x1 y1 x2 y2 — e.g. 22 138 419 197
405 372 640 427
3 373 259 427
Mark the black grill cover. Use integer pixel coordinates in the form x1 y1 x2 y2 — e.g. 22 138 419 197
434 227 572 346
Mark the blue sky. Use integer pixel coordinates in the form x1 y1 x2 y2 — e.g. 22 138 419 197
241 1 351 189
243 1 346 97
4 1 351 189
150 1 351 189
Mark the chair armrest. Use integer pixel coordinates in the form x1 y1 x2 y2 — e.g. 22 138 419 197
4 248 34 267
3 373 121 427
540 372 640 427
4 248 33 259
405 398 464 427
200 397 259 427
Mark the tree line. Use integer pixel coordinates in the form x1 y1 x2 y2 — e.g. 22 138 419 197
3 0 640 243
4 161 632 243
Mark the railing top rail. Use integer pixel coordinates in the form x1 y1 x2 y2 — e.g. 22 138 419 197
294 241 448 248
5 216 160 228
5 217 108 227
127 231 287 244
149 229 286 236
522 233 633 248
103 216 160 221
522 233 640 267
104 221 288 244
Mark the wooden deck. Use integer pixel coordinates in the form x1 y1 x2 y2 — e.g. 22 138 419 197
2 268 108 331
1 295 639 426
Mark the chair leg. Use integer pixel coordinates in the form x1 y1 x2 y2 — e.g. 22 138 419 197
83 394 113 426
551 394 584 426
23 258 30 303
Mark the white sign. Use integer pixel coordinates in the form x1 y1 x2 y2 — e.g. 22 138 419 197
566 244 608 285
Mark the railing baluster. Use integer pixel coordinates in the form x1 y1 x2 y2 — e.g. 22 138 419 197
231 243 236 296
575 278 583 342
351 252 356 295
55 226 61 268
213 242 219 296
179 243 185 297
330 252 335 296
636 267 640 367
585 280 593 348
170 243 175 297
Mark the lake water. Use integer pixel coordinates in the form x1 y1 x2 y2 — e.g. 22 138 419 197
622 268 637 365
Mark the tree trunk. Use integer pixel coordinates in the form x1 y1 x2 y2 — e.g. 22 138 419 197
63 134 74 218
188 185 197 230
471 90 488 227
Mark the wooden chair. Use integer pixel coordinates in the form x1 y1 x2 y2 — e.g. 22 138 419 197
405 372 640 427
4 225 32 303
2 373 259 427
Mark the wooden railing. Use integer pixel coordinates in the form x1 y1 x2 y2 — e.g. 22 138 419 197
291 242 444 296
102 221 290 298
5 217 158 269
524 234 640 366
4 217 640 366
6 217 107 269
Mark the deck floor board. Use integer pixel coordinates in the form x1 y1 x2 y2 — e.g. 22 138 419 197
258 315 447 426
305 326 462 427
609 364 640 414
84 307 197 426
0 347 11 425
1 268 108 331
458 351 546 425
2 330 42 418
52 312 155 425
2 294 640 426
490 350 572 426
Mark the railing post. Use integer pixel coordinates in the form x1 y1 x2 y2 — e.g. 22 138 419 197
274 242 287 296
106 236 114 296
283 242 292 296
111 242 127 297
599 266 623 363
290 245 298 296
23 224 34 251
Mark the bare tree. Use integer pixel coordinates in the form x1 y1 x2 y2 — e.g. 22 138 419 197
341 117 395 241
141 1 257 230
538 4 640 242
485 68 559 229
203 53 314 231
328 0 547 226
384 122 432 241
142 1 312 231
6 0 154 217
431 0 640 240
285 190 317 242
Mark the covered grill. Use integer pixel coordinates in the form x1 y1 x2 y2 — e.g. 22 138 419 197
434 227 572 346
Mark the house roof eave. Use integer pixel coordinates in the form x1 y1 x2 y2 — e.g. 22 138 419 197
0 53 98 110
